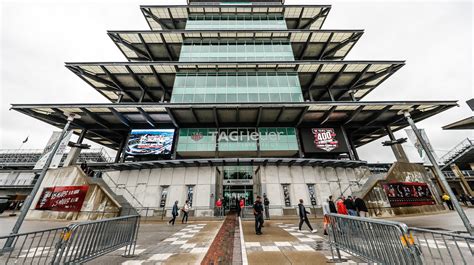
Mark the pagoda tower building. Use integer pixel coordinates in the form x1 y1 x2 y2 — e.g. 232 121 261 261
12 0 456 217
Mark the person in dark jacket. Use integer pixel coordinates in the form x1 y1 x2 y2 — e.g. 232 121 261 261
328 195 337 213
168 200 179 226
354 196 368 217
263 194 270 219
298 199 317 233
344 196 357 216
253 196 264 235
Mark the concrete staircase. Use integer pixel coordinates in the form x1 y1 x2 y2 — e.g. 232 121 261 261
352 173 387 199
87 175 140 216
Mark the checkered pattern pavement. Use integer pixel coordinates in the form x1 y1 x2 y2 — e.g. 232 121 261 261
244 223 363 264
120 223 208 264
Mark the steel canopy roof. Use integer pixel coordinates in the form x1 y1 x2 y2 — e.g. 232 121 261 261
65 60 404 103
108 29 363 62
11 101 456 150
140 5 331 30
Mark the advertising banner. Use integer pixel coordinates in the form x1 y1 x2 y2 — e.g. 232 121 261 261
382 182 435 207
34 131 73 170
126 129 175 156
35 185 89 212
405 128 442 166
300 127 349 153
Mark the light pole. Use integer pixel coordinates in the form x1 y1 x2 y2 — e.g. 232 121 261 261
4 113 80 248
402 110 474 236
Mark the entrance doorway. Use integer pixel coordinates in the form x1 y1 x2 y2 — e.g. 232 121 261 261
223 185 253 210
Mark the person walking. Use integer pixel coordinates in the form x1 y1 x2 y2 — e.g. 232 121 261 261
298 199 317 233
344 196 357 216
336 197 348 215
168 200 179 226
239 197 245 218
253 196 264 235
322 199 331 235
181 200 190 223
263 194 270 219
328 195 337 213
459 194 468 206
215 198 223 217
354 196 368 217
442 193 454 210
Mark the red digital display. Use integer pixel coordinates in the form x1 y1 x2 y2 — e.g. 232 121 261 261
382 182 436 207
35 186 88 212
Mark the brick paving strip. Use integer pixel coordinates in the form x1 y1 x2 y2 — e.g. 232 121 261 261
201 213 237 264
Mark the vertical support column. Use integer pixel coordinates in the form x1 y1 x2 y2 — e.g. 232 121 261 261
115 137 127 163
63 129 87 167
348 136 360 160
385 126 409 163
451 164 474 196
295 128 304 158
340 126 356 160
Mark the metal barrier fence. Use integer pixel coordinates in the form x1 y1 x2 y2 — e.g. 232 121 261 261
408 228 474 265
327 213 422 264
0 215 139 264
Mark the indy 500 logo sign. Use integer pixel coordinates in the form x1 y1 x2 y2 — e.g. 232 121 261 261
312 128 339 152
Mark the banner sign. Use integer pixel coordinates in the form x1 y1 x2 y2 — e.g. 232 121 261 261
382 182 435 207
34 131 73 170
300 127 349 153
405 129 442 166
35 185 88 212
223 179 254 186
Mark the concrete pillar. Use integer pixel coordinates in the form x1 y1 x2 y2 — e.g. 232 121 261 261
63 130 87 167
341 126 356 160
386 127 409 163
451 164 474 196
115 137 127 163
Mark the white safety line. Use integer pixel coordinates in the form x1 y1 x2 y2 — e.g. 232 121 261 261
239 217 249 265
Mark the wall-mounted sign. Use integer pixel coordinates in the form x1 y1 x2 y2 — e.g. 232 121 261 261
282 184 291 207
307 184 317 206
382 182 435 207
35 186 88 212
126 129 175 156
223 179 254 186
300 127 349 153
159 186 169 208
34 131 73 170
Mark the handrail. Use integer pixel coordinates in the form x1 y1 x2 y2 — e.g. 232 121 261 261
441 138 473 163
101 171 144 209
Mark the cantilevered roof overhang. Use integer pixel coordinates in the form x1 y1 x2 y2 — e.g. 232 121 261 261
90 157 366 171
140 5 331 30
11 101 456 150
65 60 404 103
108 30 363 61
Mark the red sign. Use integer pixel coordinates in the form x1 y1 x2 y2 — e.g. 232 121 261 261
382 182 435 207
35 186 88 212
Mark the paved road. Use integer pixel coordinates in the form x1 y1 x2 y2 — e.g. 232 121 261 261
386 207 474 232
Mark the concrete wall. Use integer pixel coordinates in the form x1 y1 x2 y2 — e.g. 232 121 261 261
104 166 216 217
260 165 369 216
27 166 120 221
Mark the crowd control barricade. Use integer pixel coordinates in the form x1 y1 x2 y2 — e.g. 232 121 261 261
0 226 68 264
408 227 474 265
0 215 140 264
327 213 422 264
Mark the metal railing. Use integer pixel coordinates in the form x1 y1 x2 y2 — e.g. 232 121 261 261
441 138 473 164
0 215 139 264
327 213 422 264
101 172 144 209
442 170 474 178
0 148 113 166
408 228 474 265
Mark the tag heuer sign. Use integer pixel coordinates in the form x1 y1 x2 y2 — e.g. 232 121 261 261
191 132 203 141
312 128 339 152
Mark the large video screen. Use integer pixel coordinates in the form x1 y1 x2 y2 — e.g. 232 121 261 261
382 182 435 207
126 129 175 156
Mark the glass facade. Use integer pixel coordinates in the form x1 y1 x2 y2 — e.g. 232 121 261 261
186 15 287 30
223 166 253 180
177 127 298 155
171 72 303 103
180 40 294 62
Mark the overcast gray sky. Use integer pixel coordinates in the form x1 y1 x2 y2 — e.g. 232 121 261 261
1 0 473 163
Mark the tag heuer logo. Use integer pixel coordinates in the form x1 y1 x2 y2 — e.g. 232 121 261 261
190 132 203 141
312 128 338 152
